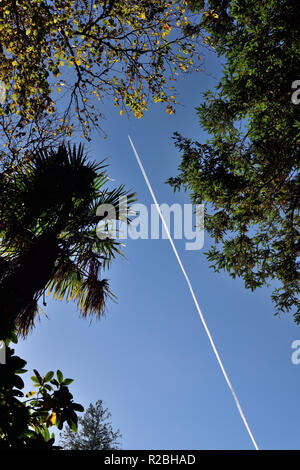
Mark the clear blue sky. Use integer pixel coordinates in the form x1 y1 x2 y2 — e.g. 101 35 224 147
16 47 300 450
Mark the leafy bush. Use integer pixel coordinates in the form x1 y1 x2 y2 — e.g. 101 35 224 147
0 332 84 449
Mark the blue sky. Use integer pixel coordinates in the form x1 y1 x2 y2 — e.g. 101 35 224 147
16 47 300 450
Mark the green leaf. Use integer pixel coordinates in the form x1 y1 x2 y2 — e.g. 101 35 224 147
33 369 42 380
31 375 40 385
44 371 54 382
67 417 78 433
72 403 84 412
15 368 28 374
57 370 63 384
42 425 50 442
62 378 74 386
30 399 41 406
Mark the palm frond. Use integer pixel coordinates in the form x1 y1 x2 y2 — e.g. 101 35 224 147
46 256 115 320
16 299 39 338
0 141 133 336
78 277 115 318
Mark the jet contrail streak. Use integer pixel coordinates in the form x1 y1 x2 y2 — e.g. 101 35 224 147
128 135 259 451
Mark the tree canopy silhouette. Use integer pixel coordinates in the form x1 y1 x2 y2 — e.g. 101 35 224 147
60 399 121 450
168 0 300 320
0 0 204 164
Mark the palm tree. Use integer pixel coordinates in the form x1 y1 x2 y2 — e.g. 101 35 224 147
0 143 135 339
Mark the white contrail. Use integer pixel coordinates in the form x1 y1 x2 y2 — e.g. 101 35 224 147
128 135 259 451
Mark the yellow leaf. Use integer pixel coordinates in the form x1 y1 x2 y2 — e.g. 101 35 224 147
120 110 123 116
50 412 57 425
